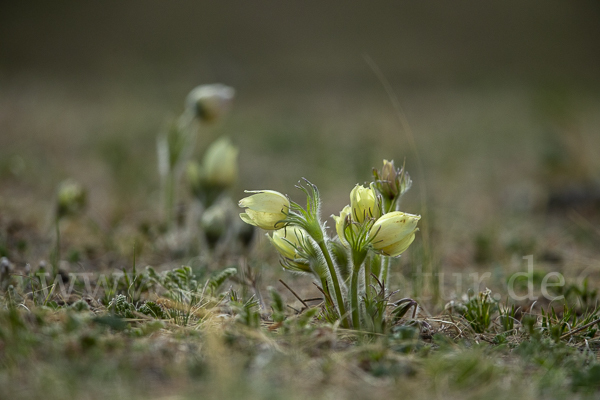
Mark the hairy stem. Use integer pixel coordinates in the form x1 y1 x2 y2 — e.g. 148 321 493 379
319 276 332 303
316 240 349 328
350 249 368 330
350 264 361 330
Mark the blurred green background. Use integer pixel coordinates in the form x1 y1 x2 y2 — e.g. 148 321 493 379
1 1 599 278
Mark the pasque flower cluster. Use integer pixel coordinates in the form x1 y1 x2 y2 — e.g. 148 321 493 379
238 160 420 331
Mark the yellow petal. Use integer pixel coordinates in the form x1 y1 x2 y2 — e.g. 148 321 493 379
270 226 307 259
239 213 257 226
380 232 416 257
371 212 420 248
350 184 379 222
332 205 351 247
238 190 289 213
203 138 239 186
244 209 286 230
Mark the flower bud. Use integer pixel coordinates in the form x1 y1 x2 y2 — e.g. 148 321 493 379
202 137 239 188
372 159 412 208
350 184 381 223
268 227 311 273
56 179 87 218
370 211 420 257
185 84 235 123
239 190 289 230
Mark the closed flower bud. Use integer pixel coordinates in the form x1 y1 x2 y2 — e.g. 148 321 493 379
56 179 87 218
372 159 412 209
350 184 381 223
202 137 239 188
185 84 235 123
370 211 420 257
239 190 289 230
379 160 399 197
268 227 311 273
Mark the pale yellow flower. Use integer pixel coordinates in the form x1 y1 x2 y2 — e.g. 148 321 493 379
350 184 381 223
270 226 305 259
239 190 289 230
202 137 239 188
370 211 420 256
269 227 311 273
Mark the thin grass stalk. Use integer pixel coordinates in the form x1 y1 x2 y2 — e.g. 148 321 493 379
365 55 433 300
53 216 60 277
381 256 391 287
